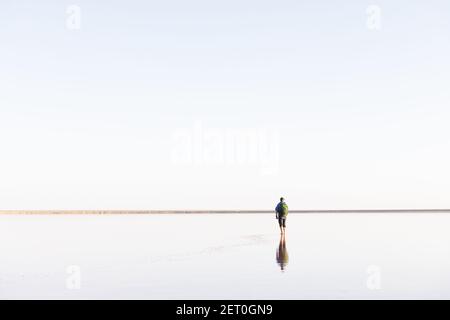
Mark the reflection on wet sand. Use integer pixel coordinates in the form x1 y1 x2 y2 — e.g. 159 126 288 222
276 233 289 271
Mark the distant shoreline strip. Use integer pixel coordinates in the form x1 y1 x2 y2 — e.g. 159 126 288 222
0 210 449 215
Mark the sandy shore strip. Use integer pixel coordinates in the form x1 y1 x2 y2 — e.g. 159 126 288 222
0 209 449 214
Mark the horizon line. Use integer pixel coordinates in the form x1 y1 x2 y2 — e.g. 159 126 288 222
1 209 450 214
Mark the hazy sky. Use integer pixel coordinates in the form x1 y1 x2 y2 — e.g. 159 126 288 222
1 0 450 210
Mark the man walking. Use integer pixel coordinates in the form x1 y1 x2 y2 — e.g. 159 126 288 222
275 197 288 234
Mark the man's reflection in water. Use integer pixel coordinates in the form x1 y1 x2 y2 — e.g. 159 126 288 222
276 233 289 272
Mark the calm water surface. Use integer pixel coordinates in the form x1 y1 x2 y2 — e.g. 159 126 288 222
0 213 449 299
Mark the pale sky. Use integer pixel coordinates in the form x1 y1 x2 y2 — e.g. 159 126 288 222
1 0 450 210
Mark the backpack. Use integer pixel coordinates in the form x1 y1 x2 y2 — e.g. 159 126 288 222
278 202 288 217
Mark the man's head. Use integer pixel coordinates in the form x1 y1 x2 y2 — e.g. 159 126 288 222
280 197 285 202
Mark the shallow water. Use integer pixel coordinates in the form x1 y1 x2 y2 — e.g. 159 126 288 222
0 213 449 299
